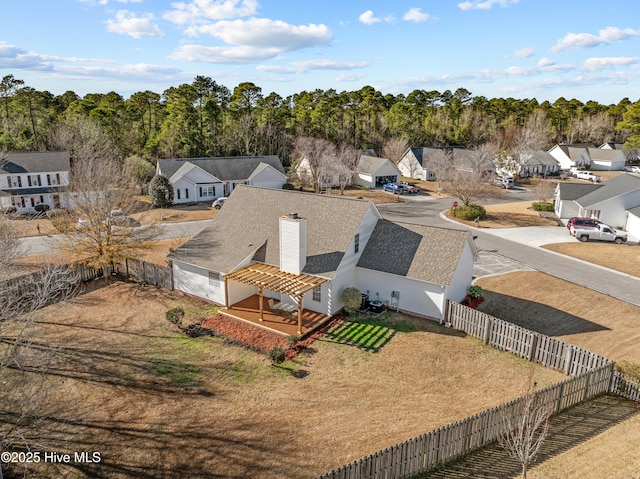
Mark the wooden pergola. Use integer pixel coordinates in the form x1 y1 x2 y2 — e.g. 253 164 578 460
224 263 328 334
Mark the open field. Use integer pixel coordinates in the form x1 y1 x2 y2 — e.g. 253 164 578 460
2 281 564 479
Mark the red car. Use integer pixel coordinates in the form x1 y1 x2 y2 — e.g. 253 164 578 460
566 217 601 231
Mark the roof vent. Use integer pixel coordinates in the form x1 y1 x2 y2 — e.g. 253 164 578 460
288 213 298 219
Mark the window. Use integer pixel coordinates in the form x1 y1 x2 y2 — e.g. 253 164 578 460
312 285 321 302
8 176 22 188
200 186 215 197
185 188 189 199
27 175 41 187
354 233 360 254
176 189 181 200
208 271 221 287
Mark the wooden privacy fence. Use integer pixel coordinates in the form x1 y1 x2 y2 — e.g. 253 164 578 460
70 259 173 290
446 301 611 376
315 364 614 479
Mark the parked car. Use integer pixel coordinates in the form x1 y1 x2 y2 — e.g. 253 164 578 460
574 171 602 183
399 181 419 193
383 183 405 194
212 197 228 209
627 165 640 174
570 223 627 244
491 175 514 189
566 217 601 231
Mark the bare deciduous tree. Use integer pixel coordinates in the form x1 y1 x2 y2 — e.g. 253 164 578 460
382 137 409 165
498 378 552 479
292 136 335 193
437 147 496 205
335 145 359 194
61 157 157 274
532 177 558 203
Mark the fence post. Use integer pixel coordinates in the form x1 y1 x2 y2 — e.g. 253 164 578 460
483 317 492 344
528 333 538 362
555 382 565 413
564 346 574 375
582 372 591 401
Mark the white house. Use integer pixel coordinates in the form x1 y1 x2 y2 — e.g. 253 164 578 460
548 145 592 170
625 205 640 241
294 155 353 189
354 155 401 188
518 151 561 177
156 156 286 204
398 147 456 181
555 174 640 238
587 148 626 171
168 185 477 328
0 151 70 213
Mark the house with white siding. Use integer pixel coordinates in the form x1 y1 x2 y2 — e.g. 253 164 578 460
398 147 457 181
168 185 477 332
156 156 286 204
0 151 70 213
354 155 401 188
587 148 626 171
548 145 593 170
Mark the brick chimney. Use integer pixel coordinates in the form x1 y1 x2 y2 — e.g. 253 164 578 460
279 213 307 275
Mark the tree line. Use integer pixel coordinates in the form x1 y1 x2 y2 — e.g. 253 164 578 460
1 73 639 167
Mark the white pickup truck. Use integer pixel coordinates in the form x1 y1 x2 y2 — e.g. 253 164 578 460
570 223 627 244
572 169 602 182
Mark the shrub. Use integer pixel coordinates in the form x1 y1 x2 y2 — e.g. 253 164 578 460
341 286 362 314
268 346 286 364
149 174 173 208
467 285 484 298
34 204 50 213
46 208 69 219
532 202 555 212
282 183 295 190
450 203 487 221
166 306 185 324
2 206 17 214
286 334 300 348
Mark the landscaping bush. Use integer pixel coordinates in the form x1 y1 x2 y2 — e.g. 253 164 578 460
149 174 173 208
282 183 295 190
341 286 362 314
46 208 69 219
532 202 555 212
467 285 484 298
34 204 50 213
2 206 17 215
286 334 300 349
166 306 185 325
450 203 487 221
268 346 286 365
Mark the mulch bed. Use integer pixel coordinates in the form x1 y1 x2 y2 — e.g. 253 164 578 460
199 313 346 360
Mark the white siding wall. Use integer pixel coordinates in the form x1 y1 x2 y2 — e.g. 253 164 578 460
249 167 286 189
445 241 475 304
591 159 626 171
625 213 640 241
587 190 640 229
355 268 444 319
398 156 427 181
354 173 375 188
172 261 226 304
172 178 195 204
301 280 333 315
556 199 581 219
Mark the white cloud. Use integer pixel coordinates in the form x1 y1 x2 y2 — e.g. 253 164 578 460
537 57 554 67
403 8 430 22
336 73 365 82
163 0 258 25
359 10 382 25
105 10 164 39
552 27 640 52
458 0 519 11
511 47 534 58
0 42 51 69
257 59 369 75
168 44 281 64
582 56 640 72
191 18 332 51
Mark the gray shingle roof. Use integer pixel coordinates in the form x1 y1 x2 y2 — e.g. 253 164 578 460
628 205 640 218
157 156 284 181
168 185 375 278
357 155 399 175
357 220 471 286
576 173 640 207
587 148 623 161
0 151 70 174
522 150 559 167
556 182 601 201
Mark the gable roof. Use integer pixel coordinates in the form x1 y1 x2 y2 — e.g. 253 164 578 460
628 205 640 218
357 220 472 286
357 155 399 175
522 150 559 167
556 182 602 201
587 148 624 162
168 185 377 278
0 151 70 174
408 146 459 167
575 173 640 207
157 156 284 181
248 161 287 181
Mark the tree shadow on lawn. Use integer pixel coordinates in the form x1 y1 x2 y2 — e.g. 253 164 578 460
478 291 609 337
419 394 640 479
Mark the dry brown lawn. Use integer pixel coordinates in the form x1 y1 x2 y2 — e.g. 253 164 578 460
543 241 640 277
470 270 640 478
448 201 559 228
3 281 565 479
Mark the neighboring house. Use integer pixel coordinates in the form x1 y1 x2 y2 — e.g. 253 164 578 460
555 173 640 236
354 155 401 188
452 149 495 173
625 205 640 241
517 150 561 177
548 145 592 170
156 156 286 204
398 147 457 181
294 155 353 189
587 148 626 171
0 151 70 213
168 185 477 323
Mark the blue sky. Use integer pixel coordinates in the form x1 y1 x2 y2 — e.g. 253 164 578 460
2 0 639 104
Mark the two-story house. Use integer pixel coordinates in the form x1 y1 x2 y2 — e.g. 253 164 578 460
0 151 70 213
168 185 478 333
